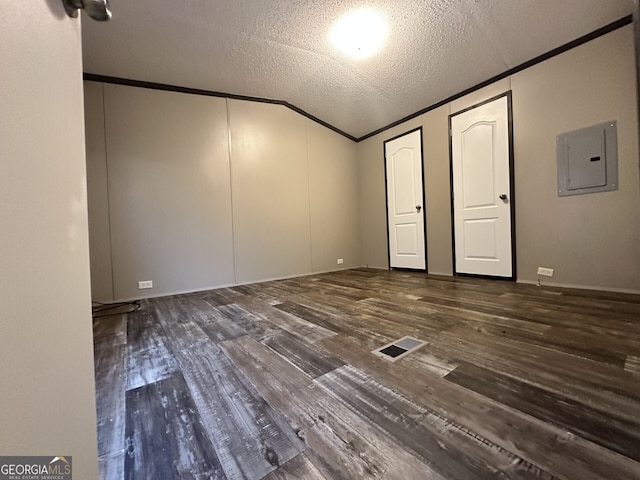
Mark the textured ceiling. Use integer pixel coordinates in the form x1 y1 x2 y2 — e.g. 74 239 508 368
82 0 635 140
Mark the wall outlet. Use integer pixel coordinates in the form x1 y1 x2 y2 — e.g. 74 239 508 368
138 280 153 289
537 267 554 277
337 258 344 265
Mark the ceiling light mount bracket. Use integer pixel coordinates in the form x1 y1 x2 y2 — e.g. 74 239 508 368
62 0 112 21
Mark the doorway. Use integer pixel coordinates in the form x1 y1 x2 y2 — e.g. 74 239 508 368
384 128 427 270
449 93 515 278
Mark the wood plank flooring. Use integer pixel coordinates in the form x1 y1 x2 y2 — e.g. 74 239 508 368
93 268 640 480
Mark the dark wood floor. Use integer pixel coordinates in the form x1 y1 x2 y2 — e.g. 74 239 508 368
93 268 640 480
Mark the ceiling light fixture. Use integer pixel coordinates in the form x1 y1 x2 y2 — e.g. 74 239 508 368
330 8 388 60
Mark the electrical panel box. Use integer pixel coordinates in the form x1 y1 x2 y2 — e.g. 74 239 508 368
557 121 617 197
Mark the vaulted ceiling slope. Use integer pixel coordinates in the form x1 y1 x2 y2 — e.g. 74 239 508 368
82 0 635 140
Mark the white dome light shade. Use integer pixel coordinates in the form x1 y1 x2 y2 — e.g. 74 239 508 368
330 8 389 60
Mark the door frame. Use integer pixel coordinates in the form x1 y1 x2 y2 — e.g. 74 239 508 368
448 91 517 280
383 126 428 271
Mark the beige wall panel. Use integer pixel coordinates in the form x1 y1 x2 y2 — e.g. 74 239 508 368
450 77 511 114
358 112 453 274
421 106 454 275
357 139 387 269
105 85 235 299
307 120 360 271
0 3 98 478
512 26 640 291
358 26 638 292
229 100 312 283
358 118 423 269
84 82 114 302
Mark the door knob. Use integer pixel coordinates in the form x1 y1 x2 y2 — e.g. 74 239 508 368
416 205 422 212
62 0 112 20
499 194 507 200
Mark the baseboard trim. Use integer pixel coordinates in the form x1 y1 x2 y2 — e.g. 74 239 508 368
517 279 640 296
105 265 367 303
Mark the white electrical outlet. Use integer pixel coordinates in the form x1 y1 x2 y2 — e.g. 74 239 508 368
138 280 153 289
337 258 344 265
537 267 554 277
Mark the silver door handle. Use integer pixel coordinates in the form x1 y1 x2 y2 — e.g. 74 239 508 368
416 205 422 212
62 0 112 20
499 194 507 200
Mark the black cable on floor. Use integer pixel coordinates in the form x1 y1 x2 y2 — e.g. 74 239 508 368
92 300 141 318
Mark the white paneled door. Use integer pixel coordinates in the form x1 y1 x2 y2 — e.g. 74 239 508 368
385 129 426 270
451 95 514 278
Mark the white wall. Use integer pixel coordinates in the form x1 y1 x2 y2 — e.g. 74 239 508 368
85 82 114 301
358 25 640 293
0 2 98 478
511 26 639 291
229 99 313 283
85 84 361 301
357 106 453 275
86 25 638 296
104 85 236 300
307 120 361 272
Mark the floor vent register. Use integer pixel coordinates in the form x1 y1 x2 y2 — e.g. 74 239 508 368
372 336 427 362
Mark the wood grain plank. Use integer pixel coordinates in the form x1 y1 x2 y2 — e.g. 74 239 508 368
194 309 248 343
307 395 446 480
213 303 280 341
543 324 640 359
308 280 369 301
401 348 458 377
286 293 448 346
319 334 640 480
445 362 640 463
356 297 453 336
430 326 640 414
178 295 248 343
284 291 361 319
625 355 640 375
261 330 345 379
175 339 304 480
200 288 247 307
125 308 179 391
95 343 126 458
316 365 556 480
419 288 640 334
235 296 337 343
535 284 640 304
221 335 444 480
499 291 640 322
269 278 315 296
274 301 394 345
125 374 226 480
95 268 640 480
261 453 327 480
153 298 212 352
467 318 626 367
231 282 295 302
438 300 631 366
94 313 127 347
98 452 124 480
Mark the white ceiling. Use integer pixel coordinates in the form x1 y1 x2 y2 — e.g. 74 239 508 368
82 0 635 140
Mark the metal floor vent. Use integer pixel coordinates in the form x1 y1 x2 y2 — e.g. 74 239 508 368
372 336 427 362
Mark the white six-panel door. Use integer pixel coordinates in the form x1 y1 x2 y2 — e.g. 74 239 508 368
451 95 513 277
385 129 426 270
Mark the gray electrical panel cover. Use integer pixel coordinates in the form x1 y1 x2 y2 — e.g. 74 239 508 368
557 121 617 196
